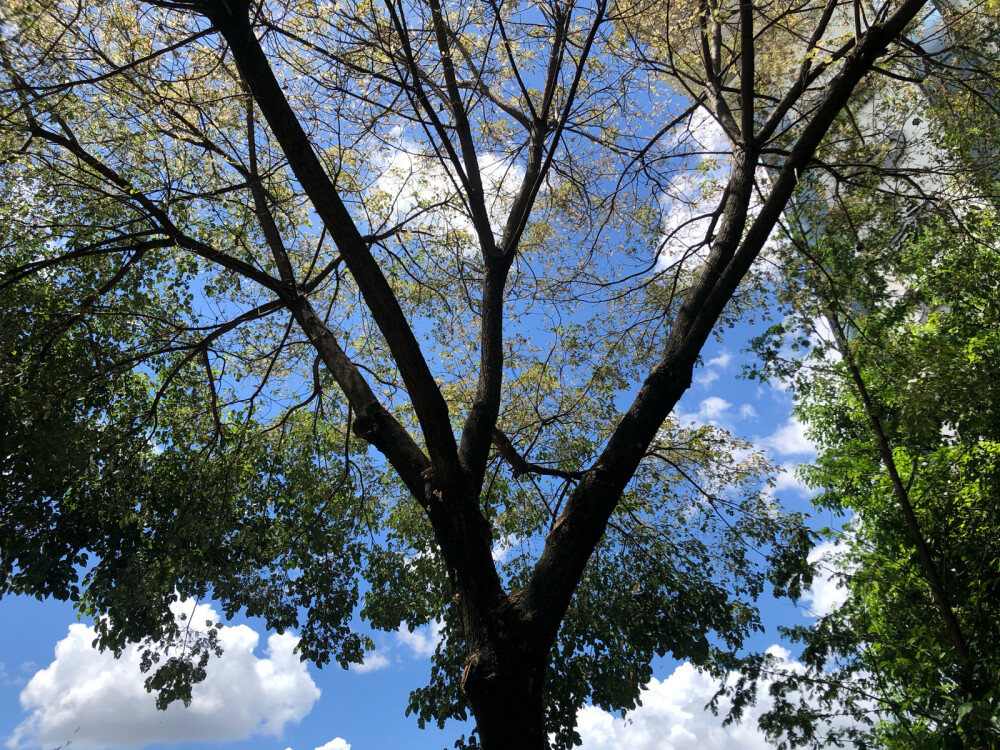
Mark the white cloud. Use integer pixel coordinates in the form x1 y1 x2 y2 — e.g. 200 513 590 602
758 417 815 457
492 534 519 563
578 646 859 750
737 404 758 420
771 463 813 497
694 351 735 388
396 620 445 659
351 649 391 674
673 396 733 430
674 396 732 426
374 147 526 243
658 111 730 270
698 397 731 421
578 648 782 750
694 369 721 388
351 618 447 673
657 109 785 275
285 739 351 750
8 602 320 750
707 352 733 369
809 316 840 360
802 538 853 617
658 179 725 270
674 396 733 427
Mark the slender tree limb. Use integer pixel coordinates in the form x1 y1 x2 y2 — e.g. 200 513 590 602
825 311 973 666
204 0 462 487
491 428 584 481
521 0 931 646
425 0 497 257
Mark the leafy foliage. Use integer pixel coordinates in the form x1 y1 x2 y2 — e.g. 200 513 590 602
0 0 954 745
749 202 1000 747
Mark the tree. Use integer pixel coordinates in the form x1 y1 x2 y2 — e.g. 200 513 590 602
0 0 943 746
746 167 1000 745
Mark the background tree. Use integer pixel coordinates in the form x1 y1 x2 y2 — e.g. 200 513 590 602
742 37 1000 739
0 0 943 746
750 206 1000 749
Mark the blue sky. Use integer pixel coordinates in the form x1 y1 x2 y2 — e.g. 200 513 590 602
0 326 853 750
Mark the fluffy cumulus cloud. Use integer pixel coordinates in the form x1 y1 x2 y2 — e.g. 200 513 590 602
657 109 785 275
8 602 320 750
675 396 733 427
698 396 732 421
351 648 391 674
694 351 734 388
374 146 526 242
577 645 861 750
348 619 446 674
770 463 814 497
396 619 445 659
758 416 815 457
577 652 785 750
802 538 853 617
657 111 730 270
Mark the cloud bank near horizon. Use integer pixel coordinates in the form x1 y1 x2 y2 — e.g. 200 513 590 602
7 602 320 750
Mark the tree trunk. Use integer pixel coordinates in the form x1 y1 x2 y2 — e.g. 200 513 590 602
462 631 548 750
826 312 974 667
449 584 551 750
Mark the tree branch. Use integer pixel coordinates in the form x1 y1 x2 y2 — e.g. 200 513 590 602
491 428 584 481
205 0 462 487
520 0 931 646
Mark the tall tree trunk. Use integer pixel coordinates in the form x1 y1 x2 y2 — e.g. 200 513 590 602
450 572 550 749
472 693 546 750
826 312 973 667
464 648 547 750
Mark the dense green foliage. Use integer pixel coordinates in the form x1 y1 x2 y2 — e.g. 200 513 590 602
750 203 1000 747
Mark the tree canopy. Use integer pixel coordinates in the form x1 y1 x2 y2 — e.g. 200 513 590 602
749 180 1000 749
737 24 1000 742
1 0 988 746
